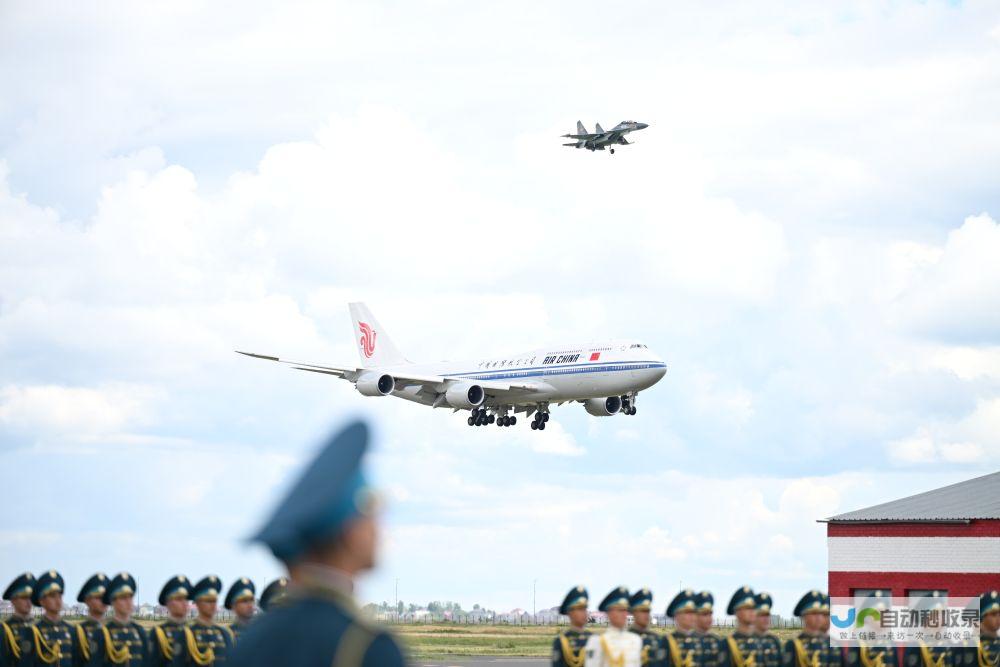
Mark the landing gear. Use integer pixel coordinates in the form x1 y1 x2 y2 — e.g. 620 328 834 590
620 393 638 416
610 148 615 155
530 409 549 430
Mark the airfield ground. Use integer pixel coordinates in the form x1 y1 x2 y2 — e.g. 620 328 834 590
394 623 804 660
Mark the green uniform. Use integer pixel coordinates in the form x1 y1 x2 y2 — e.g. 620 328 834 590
552 628 591 667
147 619 186 667
720 630 760 667
1 616 36 667
756 633 782 667
700 632 724 667
845 644 896 667
227 621 251 644
783 632 843 667
977 634 1000 667
665 630 703 667
100 618 148 667
632 627 666 667
73 617 106 667
33 616 76 667
174 621 235 666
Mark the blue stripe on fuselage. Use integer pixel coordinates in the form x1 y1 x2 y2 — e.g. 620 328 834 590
440 360 666 382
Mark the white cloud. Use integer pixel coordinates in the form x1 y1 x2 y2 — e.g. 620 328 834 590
0 383 159 439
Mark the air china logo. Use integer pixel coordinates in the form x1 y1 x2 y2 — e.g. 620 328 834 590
359 322 377 358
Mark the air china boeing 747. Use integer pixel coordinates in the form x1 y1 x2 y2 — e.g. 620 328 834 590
238 303 667 430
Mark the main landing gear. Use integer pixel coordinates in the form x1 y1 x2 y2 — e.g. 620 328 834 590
610 148 615 155
530 411 549 431
620 393 637 416
467 407 494 427
467 407 517 427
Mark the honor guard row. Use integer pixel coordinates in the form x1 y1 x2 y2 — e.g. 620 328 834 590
3 419 404 667
1 570 289 667
551 586 1000 667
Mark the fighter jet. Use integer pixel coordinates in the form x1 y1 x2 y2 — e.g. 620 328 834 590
561 120 649 154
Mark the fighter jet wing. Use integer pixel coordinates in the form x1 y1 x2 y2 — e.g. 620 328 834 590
561 133 601 139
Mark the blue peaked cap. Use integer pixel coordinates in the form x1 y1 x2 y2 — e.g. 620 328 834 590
252 421 373 562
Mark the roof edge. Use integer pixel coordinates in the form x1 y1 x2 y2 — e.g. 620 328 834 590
818 518 973 525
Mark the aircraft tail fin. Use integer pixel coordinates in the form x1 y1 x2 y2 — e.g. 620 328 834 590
576 121 588 135
348 302 409 368
595 122 605 134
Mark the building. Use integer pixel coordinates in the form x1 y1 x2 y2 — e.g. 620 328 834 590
822 471 1000 598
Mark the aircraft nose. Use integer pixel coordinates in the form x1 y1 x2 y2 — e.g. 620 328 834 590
637 122 649 130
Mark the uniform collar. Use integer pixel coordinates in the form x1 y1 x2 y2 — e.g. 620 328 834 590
293 563 355 596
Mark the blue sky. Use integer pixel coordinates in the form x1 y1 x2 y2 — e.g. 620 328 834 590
1 0 999 617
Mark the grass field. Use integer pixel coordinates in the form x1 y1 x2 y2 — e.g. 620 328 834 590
392 624 804 659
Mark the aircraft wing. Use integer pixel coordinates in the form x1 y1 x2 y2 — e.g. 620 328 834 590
236 351 360 379
561 133 600 139
237 351 540 392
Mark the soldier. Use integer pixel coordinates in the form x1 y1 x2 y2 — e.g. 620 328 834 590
719 587 760 667
696 592 722 667
844 592 893 667
664 589 701 667
753 592 782 667
256 579 287 614
901 593 952 667
1 573 37 667
783 591 841 667
99 572 148 667
979 591 999 667
31 570 77 667
584 587 642 667
148 575 191 667
74 573 109 667
173 576 235 666
227 420 407 666
552 586 591 667
225 579 256 641
630 588 665 667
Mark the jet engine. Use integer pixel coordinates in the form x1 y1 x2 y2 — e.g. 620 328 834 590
355 372 395 397
583 396 622 416
446 382 485 409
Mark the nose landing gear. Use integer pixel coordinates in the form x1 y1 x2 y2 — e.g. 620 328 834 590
620 393 638 416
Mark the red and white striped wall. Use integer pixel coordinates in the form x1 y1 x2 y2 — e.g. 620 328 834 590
827 520 1000 597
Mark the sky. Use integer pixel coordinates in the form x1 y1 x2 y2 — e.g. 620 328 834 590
1 0 1000 618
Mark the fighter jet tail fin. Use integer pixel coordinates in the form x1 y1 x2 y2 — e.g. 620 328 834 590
595 122 605 134
348 302 409 368
576 120 588 135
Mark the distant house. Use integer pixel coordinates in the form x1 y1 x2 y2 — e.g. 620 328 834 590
822 471 1000 598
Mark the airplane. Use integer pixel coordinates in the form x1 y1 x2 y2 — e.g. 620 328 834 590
237 303 667 431
561 120 649 154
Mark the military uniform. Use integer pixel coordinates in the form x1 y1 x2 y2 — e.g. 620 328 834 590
148 576 191 667
552 586 591 667
844 592 891 667
753 593 782 667
224 578 256 642
782 592 841 667
99 573 148 667
1 574 38 667
719 588 761 667
584 587 642 667
226 421 407 667
664 590 703 667
977 592 1000 667
31 570 77 667
901 593 954 667
630 589 666 667
73 574 110 667
173 576 235 666
697 592 723 667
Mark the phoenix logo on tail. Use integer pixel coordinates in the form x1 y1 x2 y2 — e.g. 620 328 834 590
359 322 377 358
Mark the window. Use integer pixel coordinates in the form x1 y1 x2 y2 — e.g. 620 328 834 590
906 590 948 598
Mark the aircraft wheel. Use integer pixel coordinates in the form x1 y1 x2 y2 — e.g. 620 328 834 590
538 421 546 430
510 416 517 425
631 407 637 415
530 421 538 430
467 416 475 426
497 419 503 427
489 415 495 424
610 148 615 155
542 412 550 422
